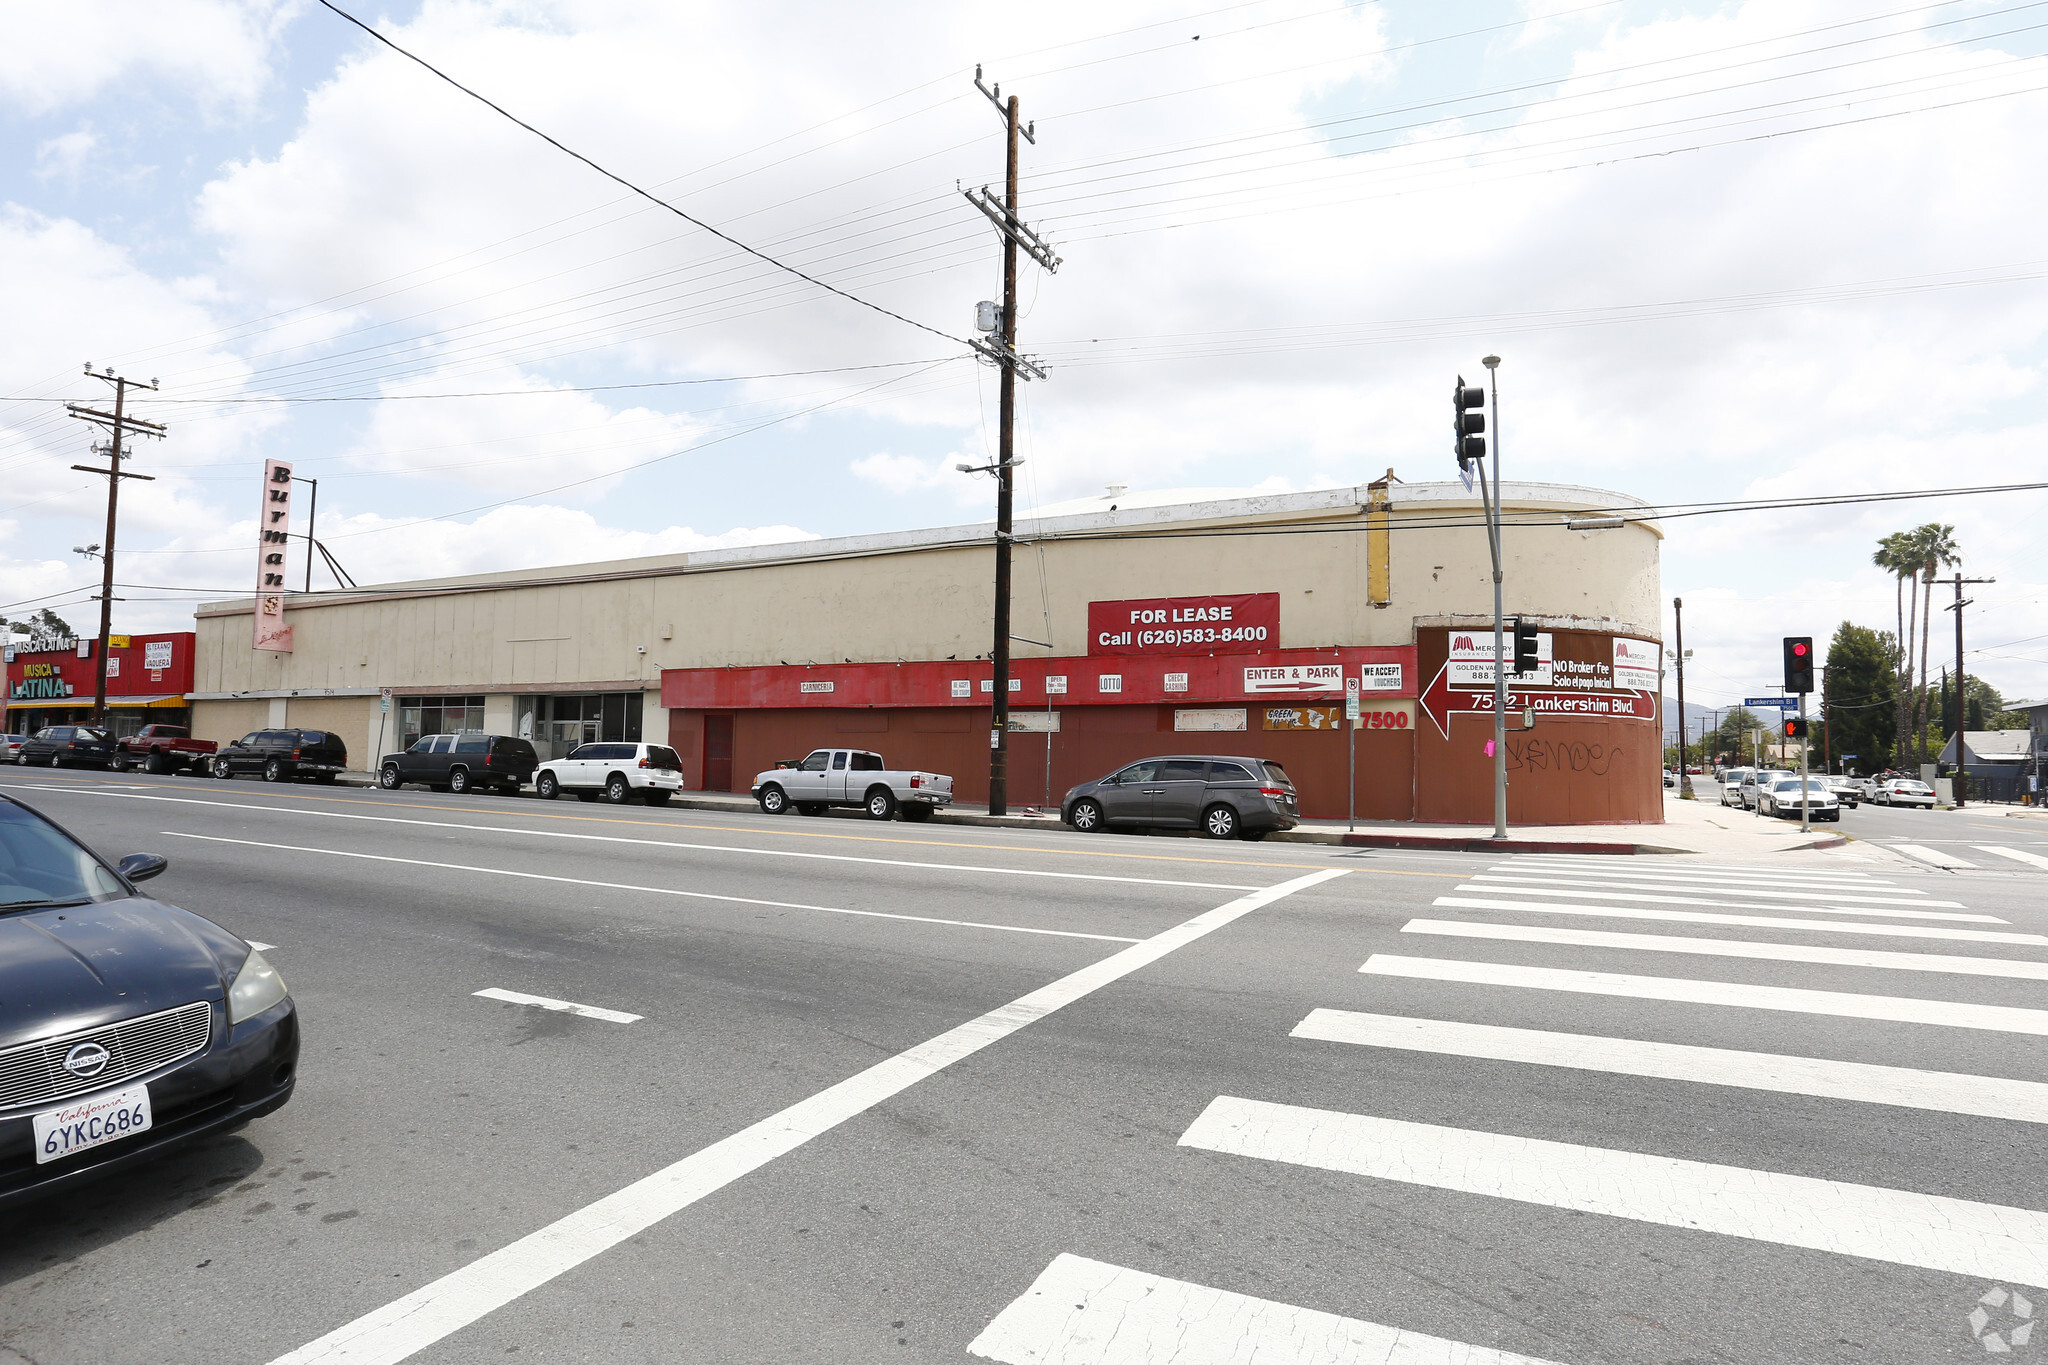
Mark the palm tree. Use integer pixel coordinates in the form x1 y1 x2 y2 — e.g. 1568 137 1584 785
1873 532 1914 762
1908 523 1960 761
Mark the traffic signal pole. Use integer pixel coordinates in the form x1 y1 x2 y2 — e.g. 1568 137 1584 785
1799 693 1811 833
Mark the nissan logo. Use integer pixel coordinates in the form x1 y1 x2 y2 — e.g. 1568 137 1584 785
63 1042 111 1078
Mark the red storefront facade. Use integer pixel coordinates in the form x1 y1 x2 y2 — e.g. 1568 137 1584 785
5 633 199 735
661 624 1662 825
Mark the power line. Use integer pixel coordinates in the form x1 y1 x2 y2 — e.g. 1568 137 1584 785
313 0 966 350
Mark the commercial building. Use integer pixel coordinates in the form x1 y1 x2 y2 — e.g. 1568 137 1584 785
5 632 198 735
189 478 1666 823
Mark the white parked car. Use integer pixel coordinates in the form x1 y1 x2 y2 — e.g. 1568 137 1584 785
1739 769 1794 810
1822 776 1861 808
1720 767 1754 807
534 741 685 806
1758 776 1840 821
752 747 954 821
1873 777 1937 808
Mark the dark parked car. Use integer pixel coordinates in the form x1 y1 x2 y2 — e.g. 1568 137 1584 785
16 725 116 770
1061 755 1299 840
209 729 348 784
378 733 539 794
0 794 297 1209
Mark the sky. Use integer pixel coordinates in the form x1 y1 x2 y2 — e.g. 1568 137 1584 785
2 0 2044 712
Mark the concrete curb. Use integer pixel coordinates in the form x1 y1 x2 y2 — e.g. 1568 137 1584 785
328 777 1850 855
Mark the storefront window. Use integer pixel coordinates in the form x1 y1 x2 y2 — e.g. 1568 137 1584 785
397 695 486 750
525 693 642 760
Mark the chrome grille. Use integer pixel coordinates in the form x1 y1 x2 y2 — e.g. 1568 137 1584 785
0 1001 213 1112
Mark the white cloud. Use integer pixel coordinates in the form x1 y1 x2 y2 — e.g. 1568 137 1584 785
0 0 292 115
33 129 98 183
849 451 958 496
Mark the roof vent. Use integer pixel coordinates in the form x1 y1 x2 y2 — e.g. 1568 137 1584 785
1105 483 1127 497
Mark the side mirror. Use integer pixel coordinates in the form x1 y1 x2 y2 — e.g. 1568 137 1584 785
118 852 168 884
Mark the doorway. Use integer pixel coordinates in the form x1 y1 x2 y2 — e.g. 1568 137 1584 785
703 713 735 791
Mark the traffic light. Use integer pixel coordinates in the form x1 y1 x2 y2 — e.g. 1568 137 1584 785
1453 376 1486 469
1782 636 1814 694
1512 618 1540 675
1783 717 1808 741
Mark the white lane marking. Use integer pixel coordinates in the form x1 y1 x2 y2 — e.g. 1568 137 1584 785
266 868 1347 1365
164 833 1142 945
1451 884 1993 922
473 988 640 1024
1468 874 1945 906
1486 864 1894 892
967 1252 1565 1365
1890 844 1979 869
1980 846 2048 871
1402 919 2048 982
1503 856 1881 880
1360 955 2048 1036
1293 1009 2048 1125
3 784 1259 892
1431 896 2046 946
247 941 276 952
1179 1097 2048 1287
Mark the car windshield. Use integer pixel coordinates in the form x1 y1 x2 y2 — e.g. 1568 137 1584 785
0 800 128 910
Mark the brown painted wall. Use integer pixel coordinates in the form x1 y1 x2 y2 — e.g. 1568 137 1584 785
670 705 1415 821
1413 627 1661 825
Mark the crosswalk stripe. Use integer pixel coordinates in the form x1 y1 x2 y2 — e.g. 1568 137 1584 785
1360 954 2048 1035
1179 1097 2048 1287
1468 874 1947 907
1980 846 2048 871
1488 864 1897 892
1503 856 1881 880
967 1253 1565 1365
1292 1009 2048 1124
1892 844 1979 868
1402 919 2048 982
1431 896 2047 946
1450 884 1998 923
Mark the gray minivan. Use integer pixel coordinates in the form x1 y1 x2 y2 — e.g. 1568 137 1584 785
1061 755 1298 840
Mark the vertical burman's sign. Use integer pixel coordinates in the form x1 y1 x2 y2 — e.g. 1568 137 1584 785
254 459 294 652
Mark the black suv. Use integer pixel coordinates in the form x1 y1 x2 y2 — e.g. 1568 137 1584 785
1061 755 1300 840
378 733 539 794
17 726 116 769
210 729 349 783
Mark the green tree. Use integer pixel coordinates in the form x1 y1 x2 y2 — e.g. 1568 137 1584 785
1823 622 1893 773
1904 523 1960 760
1872 533 1915 763
1714 707 1765 761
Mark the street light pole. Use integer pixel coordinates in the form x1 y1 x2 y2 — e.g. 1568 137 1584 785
1673 596 1693 799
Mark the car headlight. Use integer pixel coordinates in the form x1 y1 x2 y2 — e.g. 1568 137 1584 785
228 948 289 1024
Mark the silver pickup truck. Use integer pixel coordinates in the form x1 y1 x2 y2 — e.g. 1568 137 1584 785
751 748 955 821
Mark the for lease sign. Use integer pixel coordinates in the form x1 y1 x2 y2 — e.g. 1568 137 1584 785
1088 594 1279 656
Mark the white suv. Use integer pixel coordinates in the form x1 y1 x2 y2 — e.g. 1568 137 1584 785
534 742 685 806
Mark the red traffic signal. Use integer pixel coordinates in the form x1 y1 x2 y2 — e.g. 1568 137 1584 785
1782 636 1814 694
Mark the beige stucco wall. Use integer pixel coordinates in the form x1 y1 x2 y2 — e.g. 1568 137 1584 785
190 481 1661 705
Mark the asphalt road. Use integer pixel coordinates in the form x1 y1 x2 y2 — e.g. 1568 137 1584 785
5 767 2048 1364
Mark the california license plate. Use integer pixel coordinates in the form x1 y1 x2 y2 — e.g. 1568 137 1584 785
33 1084 153 1164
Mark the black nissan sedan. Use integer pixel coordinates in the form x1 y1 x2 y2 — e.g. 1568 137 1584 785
0 795 297 1209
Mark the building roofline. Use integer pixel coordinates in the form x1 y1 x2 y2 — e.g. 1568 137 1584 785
197 478 1654 618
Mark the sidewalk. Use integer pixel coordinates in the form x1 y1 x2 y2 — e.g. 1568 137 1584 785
479 783 1839 856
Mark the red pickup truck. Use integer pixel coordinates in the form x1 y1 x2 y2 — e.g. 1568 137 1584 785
113 724 218 775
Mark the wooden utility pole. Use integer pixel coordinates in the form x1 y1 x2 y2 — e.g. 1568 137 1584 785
1944 572 1994 808
66 367 164 726
964 66 1057 815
